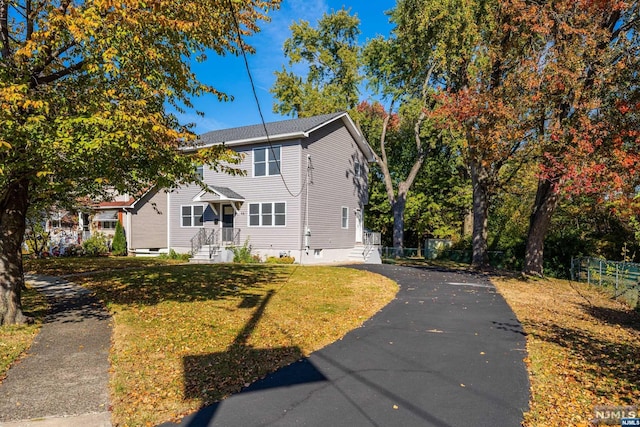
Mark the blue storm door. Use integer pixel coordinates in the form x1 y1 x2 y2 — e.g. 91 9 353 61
222 205 234 242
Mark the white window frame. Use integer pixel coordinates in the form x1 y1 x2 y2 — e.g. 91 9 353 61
248 202 286 227
100 221 119 230
181 205 205 228
354 161 362 178
195 164 204 180
253 146 281 177
341 206 349 229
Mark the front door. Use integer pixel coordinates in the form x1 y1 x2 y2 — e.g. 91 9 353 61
355 209 363 243
222 205 234 242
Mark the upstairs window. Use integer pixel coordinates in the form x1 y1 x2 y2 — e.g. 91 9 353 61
195 164 204 180
354 161 362 178
254 146 281 177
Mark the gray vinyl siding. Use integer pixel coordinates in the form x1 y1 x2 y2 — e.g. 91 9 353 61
129 188 167 250
169 141 303 251
302 120 368 249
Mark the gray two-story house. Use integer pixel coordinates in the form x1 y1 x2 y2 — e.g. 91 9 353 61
125 111 381 264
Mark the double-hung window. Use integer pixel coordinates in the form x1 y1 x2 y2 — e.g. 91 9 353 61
195 164 204 180
354 161 362 178
341 207 349 229
182 205 204 227
249 202 286 226
254 146 281 177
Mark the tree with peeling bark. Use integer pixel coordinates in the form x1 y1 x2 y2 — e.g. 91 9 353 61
359 0 486 256
272 5 471 255
352 99 437 255
0 0 280 325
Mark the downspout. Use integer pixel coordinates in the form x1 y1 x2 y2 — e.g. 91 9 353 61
304 154 311 261
166 191 171 253
123 208 132 254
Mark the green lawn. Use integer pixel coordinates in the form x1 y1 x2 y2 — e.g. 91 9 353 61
13 258 398 426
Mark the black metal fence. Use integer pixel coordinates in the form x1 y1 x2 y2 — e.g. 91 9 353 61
571 257 640 308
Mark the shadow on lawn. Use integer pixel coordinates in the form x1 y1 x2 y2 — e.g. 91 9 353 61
535 321 640 398
176 290 326 426
580 304 640 332
84 264 292 306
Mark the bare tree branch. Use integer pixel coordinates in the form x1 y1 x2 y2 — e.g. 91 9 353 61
31 60 85 87
32 41 77 76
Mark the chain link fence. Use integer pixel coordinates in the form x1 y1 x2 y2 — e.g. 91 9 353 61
380 247 506 266
571 257 640 308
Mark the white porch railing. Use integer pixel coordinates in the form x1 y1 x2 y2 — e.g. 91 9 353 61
191 228 241 259
190 228 219 258
363 231 381 260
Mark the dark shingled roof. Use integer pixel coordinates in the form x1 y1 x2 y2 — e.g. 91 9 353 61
196 112 346 146
209 186 244 200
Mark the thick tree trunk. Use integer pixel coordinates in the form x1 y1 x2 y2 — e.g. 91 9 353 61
523 178 560 277
0 179 30 325
392 195 406 258
470 160 490 269
461 208 473 238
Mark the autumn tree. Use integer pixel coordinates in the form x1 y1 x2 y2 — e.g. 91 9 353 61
358 0 488 255
427 0 551 269
271 8 361 117
0 0 280 325
521 0 640 276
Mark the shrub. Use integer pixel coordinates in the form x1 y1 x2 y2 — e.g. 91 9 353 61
158 249 191 261
265 256 295 264
82 233 109 257
231 239 254 263
64 244 84 257
111 221 127 256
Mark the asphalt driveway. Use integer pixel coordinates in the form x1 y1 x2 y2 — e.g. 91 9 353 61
163 264 530 427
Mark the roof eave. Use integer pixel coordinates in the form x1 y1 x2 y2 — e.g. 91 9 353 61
182 131 307 152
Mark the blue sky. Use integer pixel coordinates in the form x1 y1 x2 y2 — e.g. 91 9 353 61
180 0 395 133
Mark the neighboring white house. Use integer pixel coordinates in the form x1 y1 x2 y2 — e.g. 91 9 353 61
125 111 382 264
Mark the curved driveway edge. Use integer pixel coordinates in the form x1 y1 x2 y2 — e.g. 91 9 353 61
163 264 530 427
0 275 112 427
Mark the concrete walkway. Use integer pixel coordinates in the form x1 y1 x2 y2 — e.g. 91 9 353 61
162 264 530 427
0 275 112 427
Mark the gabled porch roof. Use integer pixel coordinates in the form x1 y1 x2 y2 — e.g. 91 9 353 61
192 186 245 203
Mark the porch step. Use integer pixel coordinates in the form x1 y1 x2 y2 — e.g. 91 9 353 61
347 244 382 264
364 247 382 264
348 245 366 262
189 246 221 263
